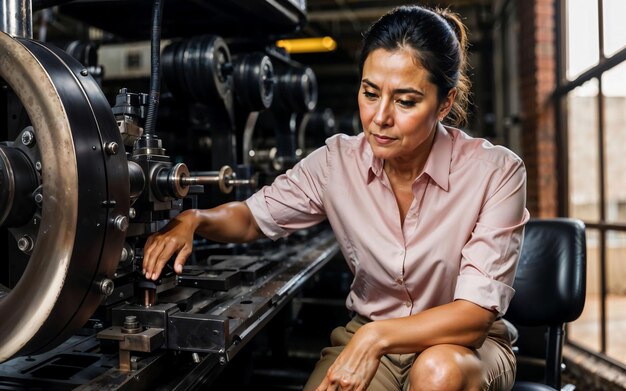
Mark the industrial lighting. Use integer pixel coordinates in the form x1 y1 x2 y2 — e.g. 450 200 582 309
276 36 337 53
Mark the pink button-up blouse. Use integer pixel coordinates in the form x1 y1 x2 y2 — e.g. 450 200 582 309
246 124 530 320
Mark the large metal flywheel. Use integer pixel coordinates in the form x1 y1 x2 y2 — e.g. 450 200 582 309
0 31 129 361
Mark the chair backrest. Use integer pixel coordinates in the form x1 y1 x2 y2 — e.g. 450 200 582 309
506 218 587 389
507 218 587 327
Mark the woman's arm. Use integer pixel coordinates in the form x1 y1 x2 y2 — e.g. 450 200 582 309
365 300 497 354
142 140 331 281
142 202 263 280
315 300 496 391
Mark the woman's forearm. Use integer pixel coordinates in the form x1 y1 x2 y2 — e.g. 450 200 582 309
193 201 264 243
142 201 264 279
363 300 497 357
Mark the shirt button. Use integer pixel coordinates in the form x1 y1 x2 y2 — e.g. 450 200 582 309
405 301 411 307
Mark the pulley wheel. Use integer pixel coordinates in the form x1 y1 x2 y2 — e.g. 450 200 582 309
275 66 318 112
0 32 129 362
233 52 274 111
162 35 233 104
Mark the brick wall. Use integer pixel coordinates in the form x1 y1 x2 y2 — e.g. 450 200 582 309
516 0 558 217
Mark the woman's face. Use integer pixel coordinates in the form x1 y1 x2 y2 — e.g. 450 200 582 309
358 48 452 163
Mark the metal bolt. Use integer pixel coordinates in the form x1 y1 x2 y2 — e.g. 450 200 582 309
120 247 128 262
114 215 129 232
125 315 137 324
122 315 142 334
129 208 136 219
99 278 114 296
34 192 43 204
80 68 89 76
35 161 42 171
21 130 35 146
218 356 226 365
191 353 201 364
17 235 34 253
104 141 119 155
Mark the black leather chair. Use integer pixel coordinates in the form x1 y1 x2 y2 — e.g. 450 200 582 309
505 218 586 391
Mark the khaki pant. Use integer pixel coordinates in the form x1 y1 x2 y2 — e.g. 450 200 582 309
304 315 516 391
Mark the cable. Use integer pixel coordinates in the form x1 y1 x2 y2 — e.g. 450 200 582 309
144 0 165 136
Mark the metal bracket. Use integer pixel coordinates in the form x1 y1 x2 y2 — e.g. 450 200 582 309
97 326 164 371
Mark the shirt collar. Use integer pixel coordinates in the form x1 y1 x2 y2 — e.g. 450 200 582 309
364 123 452 191
362 134 383 183
422 123 452 191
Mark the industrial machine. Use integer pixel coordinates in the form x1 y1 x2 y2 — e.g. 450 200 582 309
0 1 341 389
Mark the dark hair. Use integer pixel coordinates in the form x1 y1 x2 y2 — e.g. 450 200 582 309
359 5 471 127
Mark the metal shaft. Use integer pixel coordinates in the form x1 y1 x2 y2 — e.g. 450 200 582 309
0 0 32 38
181 175 254 186
227 178 254 186
180 175 221 186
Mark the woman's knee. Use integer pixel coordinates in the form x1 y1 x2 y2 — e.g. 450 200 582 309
408 345 483 391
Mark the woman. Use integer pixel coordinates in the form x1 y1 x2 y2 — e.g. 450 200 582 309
143 5 529 390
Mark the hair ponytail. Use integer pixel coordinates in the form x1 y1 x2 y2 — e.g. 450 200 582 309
434 8 471 127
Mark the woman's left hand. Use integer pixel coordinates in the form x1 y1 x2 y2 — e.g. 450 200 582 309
315 323 383 391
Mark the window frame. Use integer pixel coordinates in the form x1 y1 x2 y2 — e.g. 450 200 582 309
556 0 626 368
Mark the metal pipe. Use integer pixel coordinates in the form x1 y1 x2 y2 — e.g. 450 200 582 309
545 325 565 389
0 0 32 38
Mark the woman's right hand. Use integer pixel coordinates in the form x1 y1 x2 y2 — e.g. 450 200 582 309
142 202 263 280
142 209 198 280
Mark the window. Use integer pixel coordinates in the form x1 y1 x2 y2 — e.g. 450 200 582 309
559 0 626 366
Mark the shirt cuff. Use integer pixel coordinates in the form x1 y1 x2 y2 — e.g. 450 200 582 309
454 274 515 316
245 189 289 241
